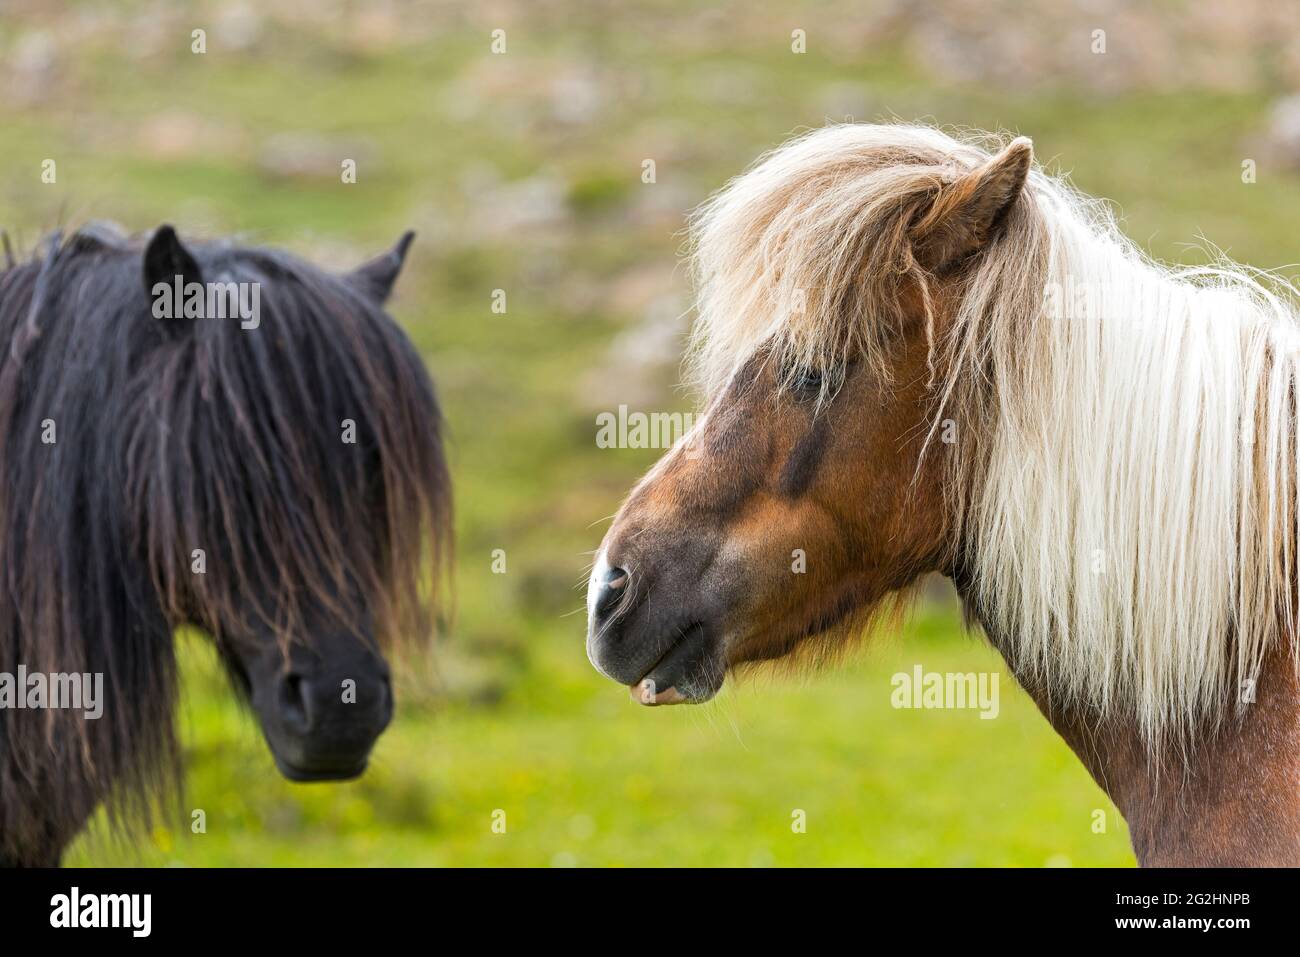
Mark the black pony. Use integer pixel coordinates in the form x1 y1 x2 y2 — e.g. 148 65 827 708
0 223 450 866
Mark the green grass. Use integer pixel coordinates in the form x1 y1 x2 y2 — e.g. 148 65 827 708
67 606 1132 867
5 1 1295 866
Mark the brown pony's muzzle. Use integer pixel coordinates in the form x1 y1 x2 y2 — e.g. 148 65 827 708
585 356 793 706
585 534 728 706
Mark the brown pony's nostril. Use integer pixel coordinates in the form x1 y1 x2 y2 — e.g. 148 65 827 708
594 566 629 618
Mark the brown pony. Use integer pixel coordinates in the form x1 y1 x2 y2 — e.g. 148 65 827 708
586 124 1300 866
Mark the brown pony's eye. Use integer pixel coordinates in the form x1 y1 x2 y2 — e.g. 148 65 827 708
794 368 823 397
777 353 841 400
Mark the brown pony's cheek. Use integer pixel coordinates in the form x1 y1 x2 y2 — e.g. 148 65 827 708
716 496 858 647
714 392 936 658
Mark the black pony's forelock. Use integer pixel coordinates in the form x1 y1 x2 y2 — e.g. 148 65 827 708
0 225 450 863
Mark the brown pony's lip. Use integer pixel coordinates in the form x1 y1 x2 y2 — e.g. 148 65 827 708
627 622 721 706
626 621 690 674
629 680 686 706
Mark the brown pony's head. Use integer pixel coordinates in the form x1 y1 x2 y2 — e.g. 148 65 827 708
587 126 1036 705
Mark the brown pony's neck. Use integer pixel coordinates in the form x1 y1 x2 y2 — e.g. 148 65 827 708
953 579 1300 866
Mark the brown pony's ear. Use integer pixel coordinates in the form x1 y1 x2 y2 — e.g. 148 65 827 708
910 137 1033 272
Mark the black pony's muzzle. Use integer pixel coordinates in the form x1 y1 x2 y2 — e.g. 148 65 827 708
243 639 394 782
270 667 393 781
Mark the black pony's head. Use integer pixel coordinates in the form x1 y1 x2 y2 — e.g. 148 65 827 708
0 223 450 859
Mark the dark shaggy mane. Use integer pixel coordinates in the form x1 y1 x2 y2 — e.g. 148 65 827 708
0 223 450 862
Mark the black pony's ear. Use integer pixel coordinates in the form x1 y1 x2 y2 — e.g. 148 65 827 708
143 224 202 298
348 230 415 304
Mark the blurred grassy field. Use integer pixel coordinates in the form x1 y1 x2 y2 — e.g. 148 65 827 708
70 609 1126 867
4 1 1296 866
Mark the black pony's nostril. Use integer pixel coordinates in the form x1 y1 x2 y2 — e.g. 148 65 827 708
594 565 630 618
279 672 310 734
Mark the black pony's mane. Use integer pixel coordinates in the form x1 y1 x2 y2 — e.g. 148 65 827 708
0 224 450 861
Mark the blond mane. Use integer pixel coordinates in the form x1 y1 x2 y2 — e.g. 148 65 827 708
687 123 1300 745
